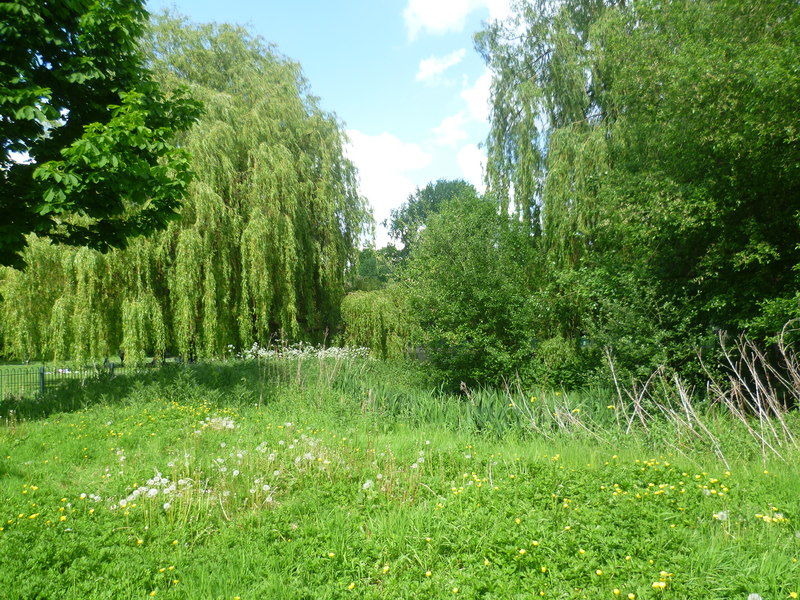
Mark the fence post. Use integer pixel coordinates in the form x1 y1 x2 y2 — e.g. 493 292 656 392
39 366 45 396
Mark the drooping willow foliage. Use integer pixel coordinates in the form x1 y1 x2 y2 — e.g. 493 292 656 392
477 0 800 379
0 16 369 363
339 286 419 360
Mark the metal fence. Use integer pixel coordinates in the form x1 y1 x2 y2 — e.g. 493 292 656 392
0 364 118 401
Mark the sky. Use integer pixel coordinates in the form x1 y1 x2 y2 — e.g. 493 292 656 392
145 0 512 246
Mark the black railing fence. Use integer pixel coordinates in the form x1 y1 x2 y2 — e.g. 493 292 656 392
0 364 118 400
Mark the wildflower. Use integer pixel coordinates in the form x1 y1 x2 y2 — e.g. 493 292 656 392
362 479 374 490
328 552 335 558
519 549 526 555
347 583 355 590
596 569 603 576
747 595 763 600
613 590 621 596
453 588 459 594
425 571 432 577
652 581 666 590
628 595 636 600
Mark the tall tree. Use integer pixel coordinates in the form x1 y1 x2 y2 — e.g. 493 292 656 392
386 179 479 263
0 15 370 363
405 194 538 386
479 0 800 375
0 0 201 268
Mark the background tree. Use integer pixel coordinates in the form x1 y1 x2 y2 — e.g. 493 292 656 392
339 285 418 360
405 194 538 386
347 246 399 292
0 0 201 268
386 179 479 264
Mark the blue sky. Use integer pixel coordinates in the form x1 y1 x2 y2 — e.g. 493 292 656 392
145 0 512 245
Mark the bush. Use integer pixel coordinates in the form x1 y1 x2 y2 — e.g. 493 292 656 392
405 195 538 388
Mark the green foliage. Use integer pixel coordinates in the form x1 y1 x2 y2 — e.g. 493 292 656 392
347 246 399 292
387 179 479 263
479 0 800 379
339 285 418 359
0 0 202 268
405 194 539 387
0 15 370 363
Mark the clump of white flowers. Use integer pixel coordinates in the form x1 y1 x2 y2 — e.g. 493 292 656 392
237 341 370 361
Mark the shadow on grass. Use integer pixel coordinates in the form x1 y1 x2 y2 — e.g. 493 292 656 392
0 361 280 421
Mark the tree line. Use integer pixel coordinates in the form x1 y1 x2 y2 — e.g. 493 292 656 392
1 5 368 364
341 0 800 388
2 0 799 391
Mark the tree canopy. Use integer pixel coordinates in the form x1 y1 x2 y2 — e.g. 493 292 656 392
477 0 800 378
404 194 538 386
0 0 201 269
386 179 479 264
0 15 369 363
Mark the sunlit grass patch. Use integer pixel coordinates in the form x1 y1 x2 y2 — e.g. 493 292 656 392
0 357 798 599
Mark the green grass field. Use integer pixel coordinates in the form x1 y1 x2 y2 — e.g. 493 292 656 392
0 356 798 599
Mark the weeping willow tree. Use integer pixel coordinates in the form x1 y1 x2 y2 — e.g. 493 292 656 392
339 286 419 360
0 16 369 363
477 0 612 262
478 0 800 377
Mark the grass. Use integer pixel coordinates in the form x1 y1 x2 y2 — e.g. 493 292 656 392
0 353 798 599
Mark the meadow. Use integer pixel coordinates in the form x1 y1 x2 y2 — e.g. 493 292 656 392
0 349 798 599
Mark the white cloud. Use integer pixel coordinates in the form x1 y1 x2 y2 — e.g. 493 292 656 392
457 143 486 192
404 0 472 38
404 0 513 38
461 69 493 122
345 130 433 246
432 112 469 146
484 0 513 22
416 49 466 82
